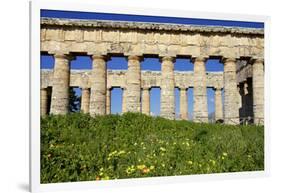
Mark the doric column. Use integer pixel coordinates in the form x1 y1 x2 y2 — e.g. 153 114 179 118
179 87 188 120
193 57 208 122
126 55 142 112
160 56 175 119
252 58 264 124
81 88 90 113
122 88 127 113
142 87 150 115
90 55 108 116
222 58 239 124
214 87 223 121
106 88 111 115
40 88 48 116
50 54 72 115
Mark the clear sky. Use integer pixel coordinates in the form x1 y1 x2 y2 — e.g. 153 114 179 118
40 10 263 119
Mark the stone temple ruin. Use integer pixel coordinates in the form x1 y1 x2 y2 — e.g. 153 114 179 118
40 17 264 125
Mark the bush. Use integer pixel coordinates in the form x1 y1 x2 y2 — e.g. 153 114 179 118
41 113 264 183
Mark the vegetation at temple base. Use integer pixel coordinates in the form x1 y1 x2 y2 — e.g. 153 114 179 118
41 113 264 183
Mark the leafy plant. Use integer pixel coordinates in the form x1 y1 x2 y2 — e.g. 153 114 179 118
41 113 264 183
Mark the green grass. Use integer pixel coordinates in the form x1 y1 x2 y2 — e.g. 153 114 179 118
41 113 264 183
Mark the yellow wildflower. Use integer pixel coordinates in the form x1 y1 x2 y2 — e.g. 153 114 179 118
137 164 146 170
160 147 166 151
150 165 155 170
126 165 136 174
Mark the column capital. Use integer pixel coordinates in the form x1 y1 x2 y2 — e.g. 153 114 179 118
142 87 150 91
127 55 143 62
160 56 176 63
191 56 208 63
179 87 187 91
250 57 264 64
91 55 110 61
53 53 74 60
81 87 90 91
221 57 236 64
214 87 223 91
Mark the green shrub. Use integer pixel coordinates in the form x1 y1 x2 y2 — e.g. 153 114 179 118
41 113 264 183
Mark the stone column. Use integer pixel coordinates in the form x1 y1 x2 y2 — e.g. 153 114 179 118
50 54 72 115
90 55 108 116
106 88 111 115
222 58 239 124
40 88 48 116
160 56 175 119
252 58 264 124
214 87 223 121
122 88 127 113
81 88 90 113
126 55 142 112
142 87 150 115
193 57 208 122
179 88 188 120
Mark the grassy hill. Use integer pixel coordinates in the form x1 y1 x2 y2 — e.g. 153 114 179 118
41 113 264 183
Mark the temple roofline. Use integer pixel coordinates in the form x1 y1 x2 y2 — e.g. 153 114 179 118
41 17 264 36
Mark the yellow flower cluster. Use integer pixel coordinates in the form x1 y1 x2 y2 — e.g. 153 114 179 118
126 165 136 174
107 150 126 160
221 152 228 160
126 164 155 175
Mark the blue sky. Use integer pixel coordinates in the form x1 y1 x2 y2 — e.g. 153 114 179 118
40 10 263 118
